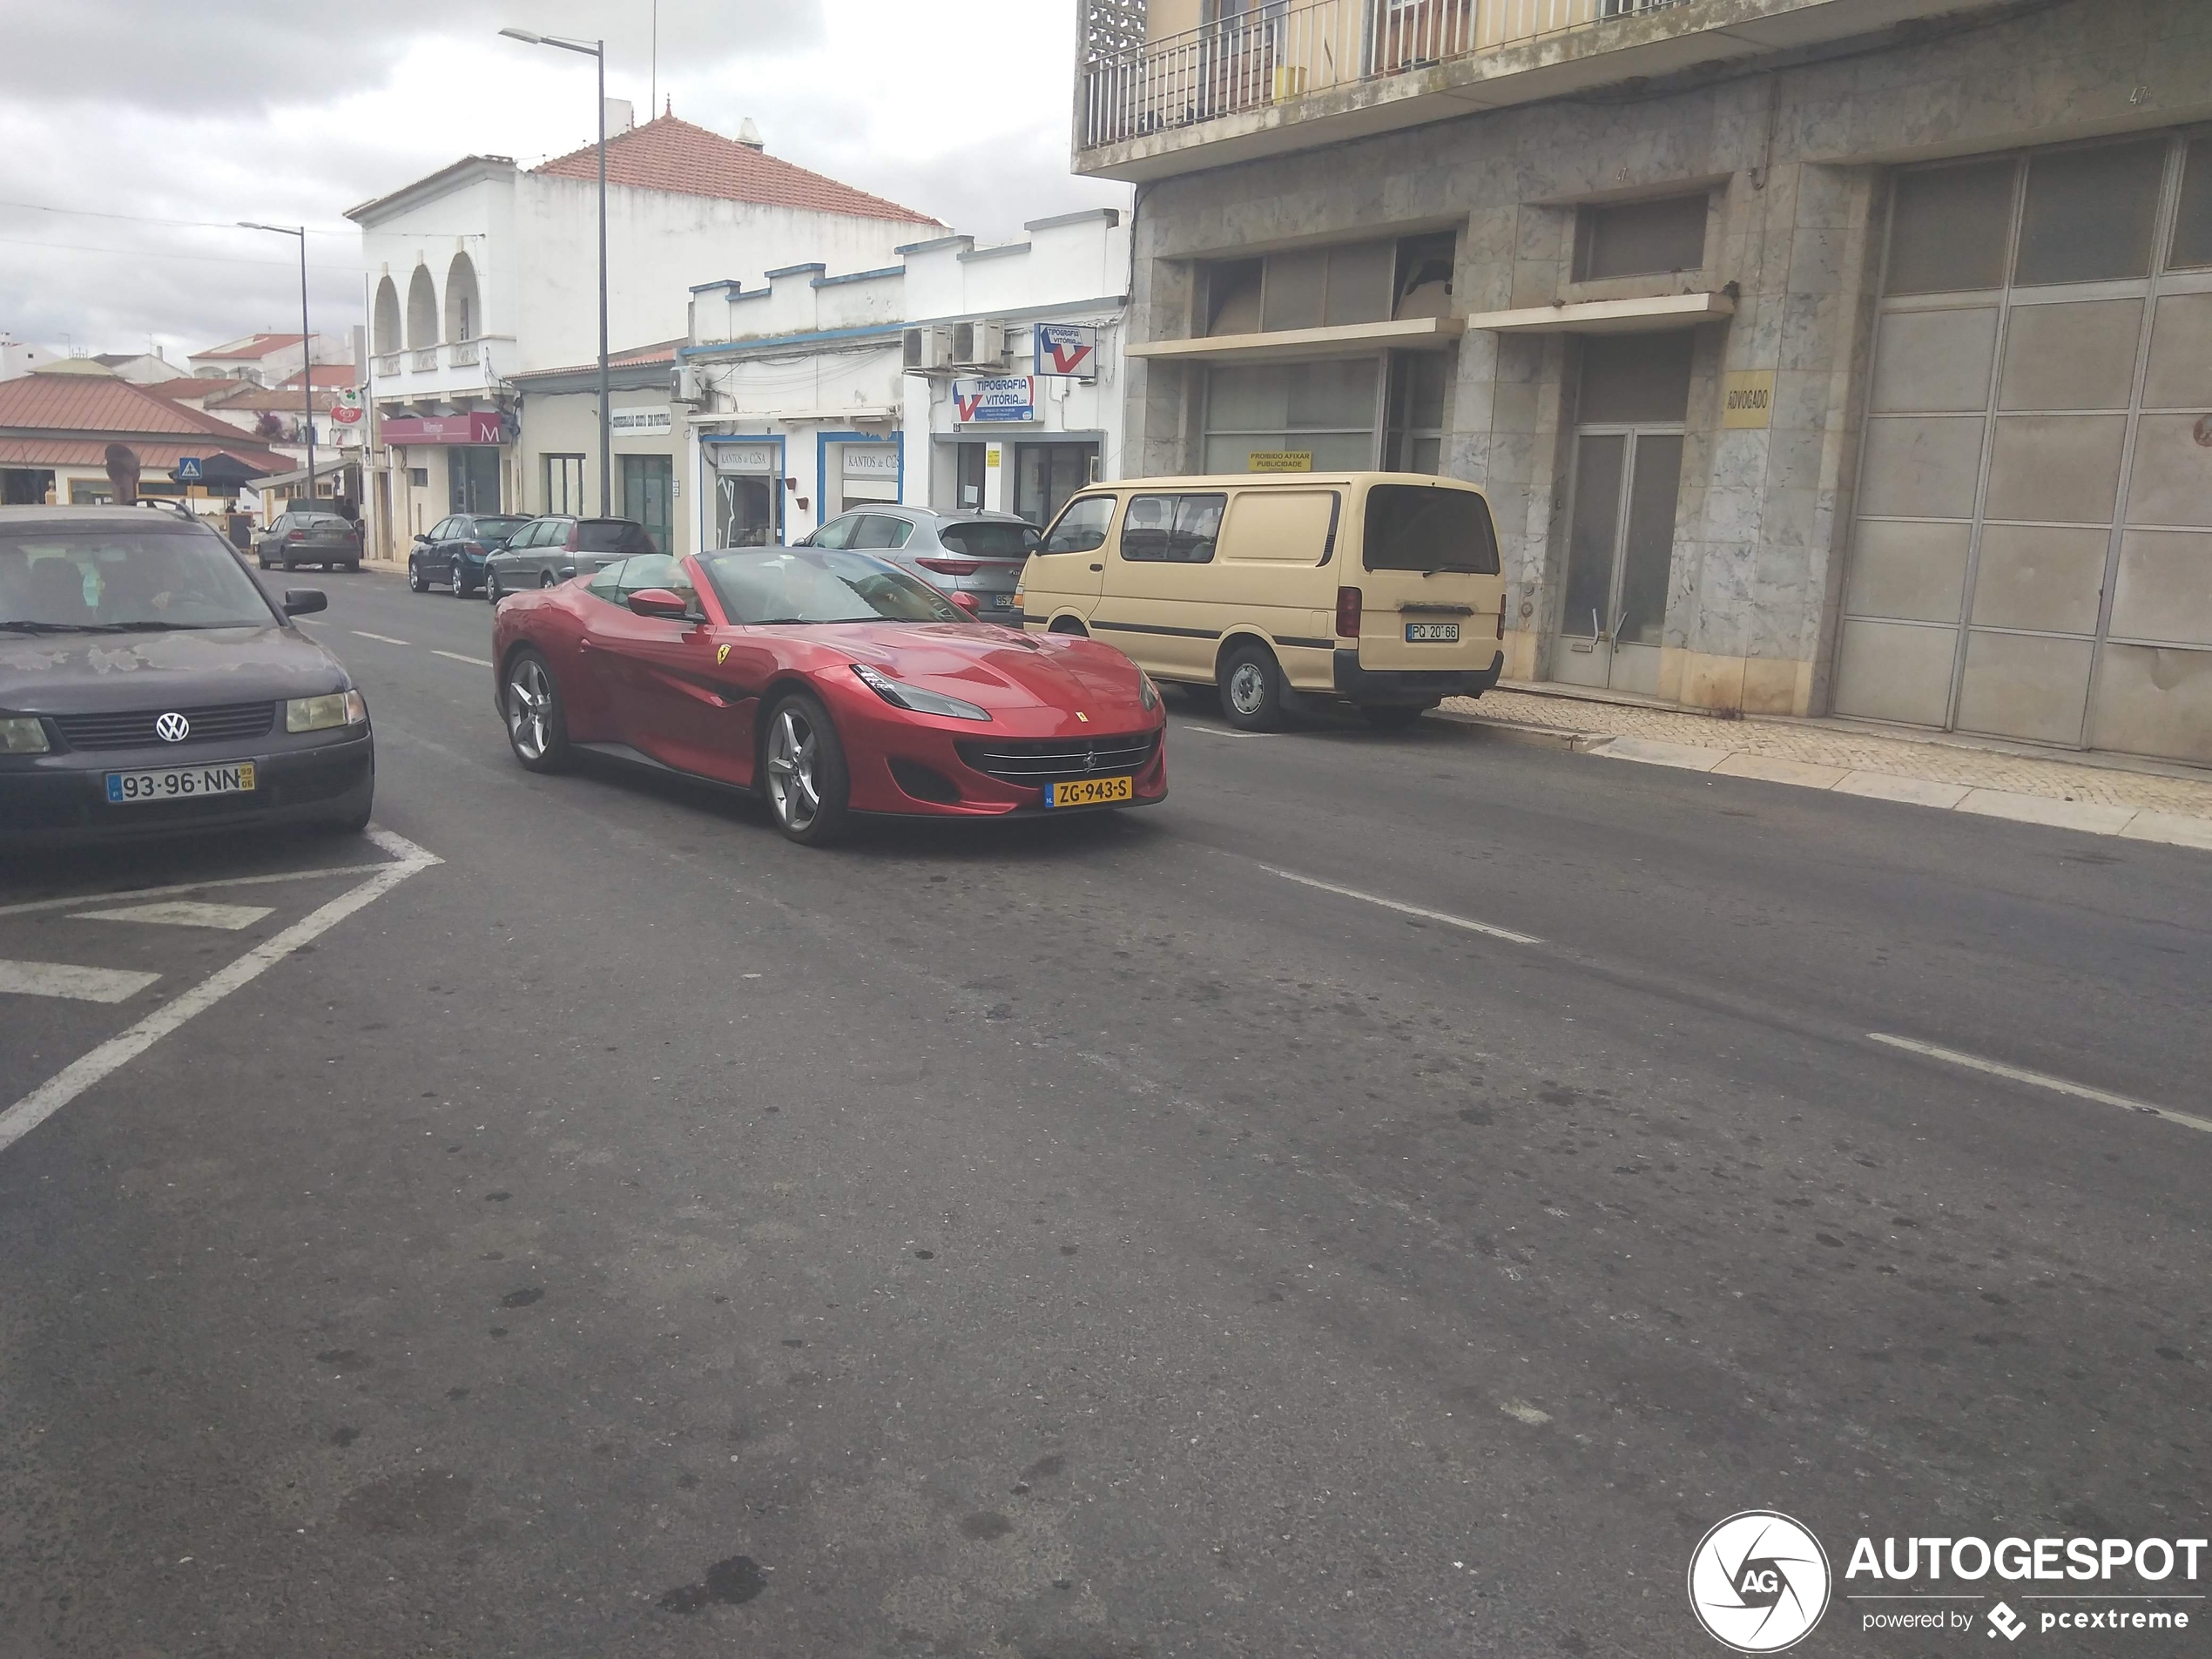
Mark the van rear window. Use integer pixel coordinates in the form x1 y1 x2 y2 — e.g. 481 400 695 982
1363 484 1499 574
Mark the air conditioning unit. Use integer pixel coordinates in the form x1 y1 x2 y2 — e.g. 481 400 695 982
671 363 704 406
902 325 955 373
952 320 1004 368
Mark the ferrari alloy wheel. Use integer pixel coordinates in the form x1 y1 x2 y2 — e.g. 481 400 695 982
408 558 427 592
763 692 849 846
503 650 570 772
1220 641 1285 732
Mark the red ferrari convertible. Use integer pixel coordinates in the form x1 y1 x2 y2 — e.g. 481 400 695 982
489 547 1168 845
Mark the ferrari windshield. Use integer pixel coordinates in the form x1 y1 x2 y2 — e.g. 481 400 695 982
0 524 277 632
701 548 962 625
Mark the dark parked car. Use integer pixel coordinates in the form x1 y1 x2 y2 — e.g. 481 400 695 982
0 506 374 849
255 509 362 573
483 516 656 602
408 513 531 598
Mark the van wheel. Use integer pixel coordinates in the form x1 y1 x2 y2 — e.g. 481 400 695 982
1360 704 1428 732
1219 641 1285 732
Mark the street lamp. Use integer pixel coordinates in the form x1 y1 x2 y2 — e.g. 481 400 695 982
501 25 610 517
238 220 316 509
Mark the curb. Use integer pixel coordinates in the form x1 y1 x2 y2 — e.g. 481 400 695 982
1436 715 2212 854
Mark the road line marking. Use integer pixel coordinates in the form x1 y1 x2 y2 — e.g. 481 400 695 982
71 900 273 931
1259 865 1542 946
0 826 440 1158
352 630 409 645
1868 1033 2212 1135
432 649 494 668
0 862 393 919
0 960 161 1004
1178 724 1280 739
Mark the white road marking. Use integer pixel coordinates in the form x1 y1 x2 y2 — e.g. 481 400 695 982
0 960 161 1004
1178 724 1280 739
0 862 392 920
71 900 273 931
0 826 441 1158
352 631 409 646
432 649 494 668
1868 1033 2212 1136
1259 865 1542 946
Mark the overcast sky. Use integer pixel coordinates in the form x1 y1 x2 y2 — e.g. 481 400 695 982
0 0 1127 363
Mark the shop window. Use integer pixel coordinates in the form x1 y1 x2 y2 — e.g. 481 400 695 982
2168 137 2212 271
2015 139 2166 287
1204 240 1395 337
1575 194 1709 281
955 442 988 510
1578 334 1694 427
1203 359 1380 473
543 454 585 516
1014 442 1098 527
1886 162 2014 294
408 467 429 488
1385 352 1448 473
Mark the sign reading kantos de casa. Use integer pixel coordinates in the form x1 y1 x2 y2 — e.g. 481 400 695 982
1723 370 1777 429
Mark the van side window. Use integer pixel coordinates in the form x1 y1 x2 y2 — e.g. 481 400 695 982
1121 494 1224 563
1040 495 1114 554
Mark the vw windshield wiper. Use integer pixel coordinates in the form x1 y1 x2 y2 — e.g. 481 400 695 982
0 620 104 634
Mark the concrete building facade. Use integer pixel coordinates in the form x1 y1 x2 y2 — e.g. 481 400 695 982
678 208 1129 553
1076 0 2212 765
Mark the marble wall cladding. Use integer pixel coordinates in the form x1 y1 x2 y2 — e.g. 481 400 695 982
1116 0 2212 711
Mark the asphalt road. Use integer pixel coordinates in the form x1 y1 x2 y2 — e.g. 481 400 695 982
2 568 2207 1658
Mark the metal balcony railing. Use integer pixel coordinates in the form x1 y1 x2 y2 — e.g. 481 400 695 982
1081 0 1692 151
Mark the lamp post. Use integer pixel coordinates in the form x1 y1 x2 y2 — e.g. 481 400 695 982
238 221 315 508
502 26 610 517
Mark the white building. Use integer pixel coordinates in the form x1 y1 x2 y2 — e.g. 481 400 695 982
90 351 187 385
0 335 58 381
346 111 943 557
186 333 341 388
679 207 1130 552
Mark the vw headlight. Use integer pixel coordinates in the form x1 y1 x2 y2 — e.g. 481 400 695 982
287 690 368 733
0 714 49 755
851 663 990 723
1138 671 1161 713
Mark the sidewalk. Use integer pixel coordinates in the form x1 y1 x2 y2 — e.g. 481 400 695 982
1439 685 2212 852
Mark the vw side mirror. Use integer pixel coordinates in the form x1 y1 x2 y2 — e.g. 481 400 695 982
626 588 690 620
283 589 327 617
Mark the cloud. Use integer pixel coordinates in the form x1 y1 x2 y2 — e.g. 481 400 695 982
0 0 1127 359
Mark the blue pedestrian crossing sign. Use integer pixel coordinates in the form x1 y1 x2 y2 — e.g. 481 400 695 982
175 457 203 482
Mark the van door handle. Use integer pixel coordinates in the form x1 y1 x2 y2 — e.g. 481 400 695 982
1088 563 1103 572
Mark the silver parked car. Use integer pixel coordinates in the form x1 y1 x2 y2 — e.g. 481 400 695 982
483 516 657 602
800 507 1037 621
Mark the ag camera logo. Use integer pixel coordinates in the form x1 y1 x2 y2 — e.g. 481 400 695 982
1688 1511 1832 1652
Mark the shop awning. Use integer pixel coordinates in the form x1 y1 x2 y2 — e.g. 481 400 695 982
382 412 505 444
1126 316 1462 366
1462 293 1736 335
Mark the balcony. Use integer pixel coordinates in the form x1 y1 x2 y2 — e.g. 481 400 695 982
365 336 515 407
1076 0 2012 180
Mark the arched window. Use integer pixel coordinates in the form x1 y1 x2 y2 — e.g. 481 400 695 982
372 277 402 355
444 252 482 343
406 265 439 348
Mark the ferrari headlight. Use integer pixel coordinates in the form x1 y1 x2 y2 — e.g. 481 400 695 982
287 690 368 733
0 714 50 755
851 663 991 723
1138 671 1161 713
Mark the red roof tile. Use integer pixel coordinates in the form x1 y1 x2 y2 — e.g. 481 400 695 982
0 372 269 442
208 385 342 414
509 338 685 381
533 114 941 226
147 376 257 401
279 364 358 388
192 333 306 361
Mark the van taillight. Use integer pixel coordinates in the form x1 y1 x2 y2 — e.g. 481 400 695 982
1335 586 1362 638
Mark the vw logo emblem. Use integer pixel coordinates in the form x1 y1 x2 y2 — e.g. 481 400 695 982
155 711 191 743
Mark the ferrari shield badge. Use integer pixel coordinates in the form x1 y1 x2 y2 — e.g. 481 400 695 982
717 644 731 664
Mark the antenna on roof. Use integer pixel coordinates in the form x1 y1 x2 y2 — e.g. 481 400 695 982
737 117 764 150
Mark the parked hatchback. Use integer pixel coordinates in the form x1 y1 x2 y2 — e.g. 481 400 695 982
255 510 362 574
409 513 531 598
484 516 657 602
802 507 1038 621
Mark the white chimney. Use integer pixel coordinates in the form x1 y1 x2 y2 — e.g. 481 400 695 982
737 117 765 150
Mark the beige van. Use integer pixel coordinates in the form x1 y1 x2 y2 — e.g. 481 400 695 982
1015 473 1506 731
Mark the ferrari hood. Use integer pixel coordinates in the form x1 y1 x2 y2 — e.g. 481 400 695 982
832 623 1150 722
